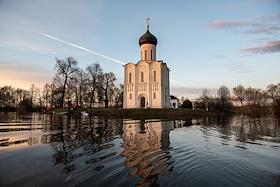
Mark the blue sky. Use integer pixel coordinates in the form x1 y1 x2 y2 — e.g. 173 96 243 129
0 0 279 98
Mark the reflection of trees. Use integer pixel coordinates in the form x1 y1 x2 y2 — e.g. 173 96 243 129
121 120 173 186
195 115 280 144
49 115 123 176
52 115 69 165
231 115 280 143
217 116 232 145
198 115 280 144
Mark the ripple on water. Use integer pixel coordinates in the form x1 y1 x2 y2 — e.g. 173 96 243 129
0 114 279 187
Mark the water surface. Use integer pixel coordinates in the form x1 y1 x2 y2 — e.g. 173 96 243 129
0 112 279 187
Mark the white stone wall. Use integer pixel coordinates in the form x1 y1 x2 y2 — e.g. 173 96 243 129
160 63 170 108
137 61 150 107
124 41 170 109
170 99 179 108
123 63 136 108
149 61 162 108
140 44 156 61
124 60 170 108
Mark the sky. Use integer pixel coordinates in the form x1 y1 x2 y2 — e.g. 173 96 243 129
0 0 279 98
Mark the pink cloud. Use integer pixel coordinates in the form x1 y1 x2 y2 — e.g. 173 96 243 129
242 40 280 54
244 26 280 34
210 20 250 28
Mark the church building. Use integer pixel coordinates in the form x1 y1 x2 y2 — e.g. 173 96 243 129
123 18 170 108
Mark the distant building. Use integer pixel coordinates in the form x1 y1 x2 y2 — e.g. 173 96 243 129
123 18 170 108
170 95 179 108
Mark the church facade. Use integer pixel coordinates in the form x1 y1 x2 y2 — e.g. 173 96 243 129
123 19 170 108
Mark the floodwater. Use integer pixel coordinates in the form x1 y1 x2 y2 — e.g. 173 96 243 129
0 112 279 187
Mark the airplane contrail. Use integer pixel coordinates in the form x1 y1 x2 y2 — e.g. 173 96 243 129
29 29 186 86
29 30 125 65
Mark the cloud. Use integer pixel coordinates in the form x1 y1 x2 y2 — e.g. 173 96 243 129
210 14 280 35
258 14 280 22
211 15 280 55
244 26 280 34
241 40 280 54
210 20 250 28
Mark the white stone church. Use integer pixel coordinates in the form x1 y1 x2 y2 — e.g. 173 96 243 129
123 19 170 108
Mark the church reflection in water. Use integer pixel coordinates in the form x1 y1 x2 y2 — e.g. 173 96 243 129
121 120 173 186
1 113 279 186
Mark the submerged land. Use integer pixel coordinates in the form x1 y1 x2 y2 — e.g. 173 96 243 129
47 106 277 120
77 108 222 119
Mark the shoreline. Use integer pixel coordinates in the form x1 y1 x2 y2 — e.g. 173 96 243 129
2 107 277 119
89 108 223 119
50 108 224 120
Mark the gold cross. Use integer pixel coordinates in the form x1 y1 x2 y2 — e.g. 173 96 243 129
146 17 150 30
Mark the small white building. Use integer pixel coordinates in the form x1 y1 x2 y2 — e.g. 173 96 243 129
170 95 179 108
123 18 170 108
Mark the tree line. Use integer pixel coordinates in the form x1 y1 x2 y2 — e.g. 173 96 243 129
1 56 279 113
0 57 123 111
181 84 280 113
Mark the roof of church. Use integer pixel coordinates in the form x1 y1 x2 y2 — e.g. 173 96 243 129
139 30 158 46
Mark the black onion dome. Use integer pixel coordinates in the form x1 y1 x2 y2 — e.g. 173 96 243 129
139 30 158 46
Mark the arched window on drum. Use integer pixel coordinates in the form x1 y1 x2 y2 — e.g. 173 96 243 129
129 73 132 83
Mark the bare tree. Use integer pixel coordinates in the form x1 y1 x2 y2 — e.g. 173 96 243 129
244 87 256 106
86 63 103 109
29 84 35 108
54 57 78 108
233 85 246 106
256 90 269 107
267 84 280 107
99 72 116 108
29 84 40 108
42 83 50 107
49 83 56 108
69 68 86 107
201 88 210 111
217 85 231 111
115 84 124 108
0 86 15 108
267 84 279 100
14 88 26 105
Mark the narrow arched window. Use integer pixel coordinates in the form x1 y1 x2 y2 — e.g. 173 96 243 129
129 93 132 99
151 49 152 60
129 73 132 83
153 71 156 82
145 50 147 60
153 92 156 99
141 72 144 82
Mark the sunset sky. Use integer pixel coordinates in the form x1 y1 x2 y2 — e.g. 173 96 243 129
0 0 279 98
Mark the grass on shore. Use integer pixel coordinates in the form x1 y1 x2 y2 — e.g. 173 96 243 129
50 107 223 120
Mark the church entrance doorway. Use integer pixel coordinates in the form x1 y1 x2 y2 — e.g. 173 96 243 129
140 97 145 108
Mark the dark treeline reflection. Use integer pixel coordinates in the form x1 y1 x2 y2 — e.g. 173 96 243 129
49 115 123 175
0 113 280 186
202 115 280 144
